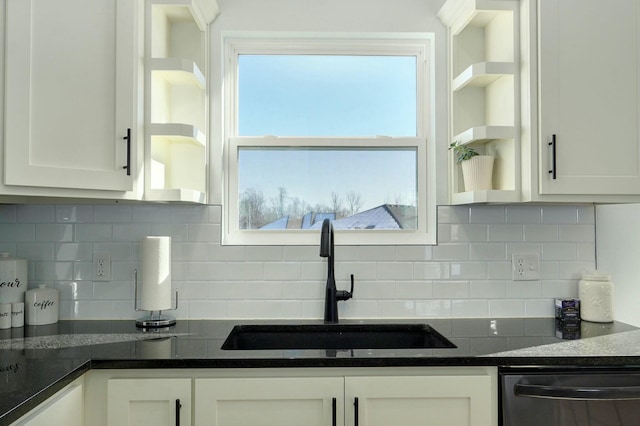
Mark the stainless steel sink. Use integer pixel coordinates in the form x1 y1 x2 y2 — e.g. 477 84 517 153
221 323 456 350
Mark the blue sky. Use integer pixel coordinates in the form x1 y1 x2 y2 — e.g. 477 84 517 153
237 54 418 211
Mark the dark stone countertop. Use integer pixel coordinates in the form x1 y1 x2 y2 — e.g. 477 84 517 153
1 318 638 424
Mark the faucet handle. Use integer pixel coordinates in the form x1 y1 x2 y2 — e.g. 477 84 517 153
337 274 355 301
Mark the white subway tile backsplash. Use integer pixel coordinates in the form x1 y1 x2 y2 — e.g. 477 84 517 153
437 205 469 224
452 300 488 317
56 243 93 261
541 243 577 261
2 224 36 242
395 245 432 262
469 206 506 224
0 205 17 222
132 205 172 223
559 225 594 242
413 262 449 280
432 243 469 260
0 204 596 320
450 224 487 242
375 262 414 280
56 205 93 223
450 262 487 280
523 224 559 242
432 281 469 299
541 206 579 224
187 224 221 242
17 205 55 223
469 243 506 261
505 206 542 224
487 224 523 242
17 243 55 261
505 282 542 299
396 281 433 299
469 281 506 299
94 205 133 223
489 300 525 317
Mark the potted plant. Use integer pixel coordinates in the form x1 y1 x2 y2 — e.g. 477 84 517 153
449 142 494 191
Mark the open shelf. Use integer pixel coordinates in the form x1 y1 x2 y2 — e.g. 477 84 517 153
453 126 515 145
144 0 217 203
146 188 206 203
451 189 520 205
149 58 205 89
440 0 520 205
453 62 515 91
149 123 206 147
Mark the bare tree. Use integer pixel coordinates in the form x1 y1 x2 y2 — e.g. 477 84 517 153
330 192 342 216
345 191 363 216
240 188 266 229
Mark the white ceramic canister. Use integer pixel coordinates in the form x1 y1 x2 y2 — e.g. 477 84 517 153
25 285 59 326
0 253 27 304
0 304 11 329
579 271 614 323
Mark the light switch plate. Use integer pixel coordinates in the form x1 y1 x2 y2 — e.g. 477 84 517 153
512 253 540 281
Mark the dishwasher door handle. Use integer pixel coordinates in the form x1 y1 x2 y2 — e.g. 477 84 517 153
515 383 640 400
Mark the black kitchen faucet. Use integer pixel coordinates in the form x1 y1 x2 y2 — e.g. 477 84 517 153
319 218 354 323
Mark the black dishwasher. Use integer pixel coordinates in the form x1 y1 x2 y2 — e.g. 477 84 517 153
500 367 640 426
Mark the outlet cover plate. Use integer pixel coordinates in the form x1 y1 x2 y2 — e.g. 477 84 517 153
94 252 111 281
512 253 540 281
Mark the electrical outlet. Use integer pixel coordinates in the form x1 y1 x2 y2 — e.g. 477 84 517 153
512 253 540 281
94 252 111 281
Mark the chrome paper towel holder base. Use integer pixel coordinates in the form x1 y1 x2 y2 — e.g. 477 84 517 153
134 269 178 329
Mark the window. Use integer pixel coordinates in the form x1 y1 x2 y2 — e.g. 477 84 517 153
223 36 435 245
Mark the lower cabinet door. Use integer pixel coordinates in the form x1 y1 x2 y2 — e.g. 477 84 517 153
345 376 495 426
107 378 191 426
13 381 83 426
194 377 344 426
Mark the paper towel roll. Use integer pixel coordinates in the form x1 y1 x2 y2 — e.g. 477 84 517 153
141 236 172 311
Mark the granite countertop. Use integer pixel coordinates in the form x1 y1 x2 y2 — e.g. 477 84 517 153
1 317 639 424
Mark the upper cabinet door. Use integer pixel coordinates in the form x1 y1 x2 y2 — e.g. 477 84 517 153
538 0 640 195
4 0 139 191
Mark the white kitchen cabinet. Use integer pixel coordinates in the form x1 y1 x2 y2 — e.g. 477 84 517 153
441 0 640 204
345 375 494 426
439 0 521 205
194 369 496 426
144 0 218 203
4 0 142 195
10 378 84 426
107 378 191 426
195 377 344 426
534 0 640 196
84 367 497 426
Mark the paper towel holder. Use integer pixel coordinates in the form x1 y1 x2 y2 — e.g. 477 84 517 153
134 269 178 328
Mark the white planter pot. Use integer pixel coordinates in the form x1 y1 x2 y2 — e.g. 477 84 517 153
461 155 494 191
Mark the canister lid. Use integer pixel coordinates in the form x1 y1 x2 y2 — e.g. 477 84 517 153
581 270 611 281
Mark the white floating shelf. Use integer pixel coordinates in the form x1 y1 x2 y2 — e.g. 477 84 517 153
453 126 516 145
145 188 206 203
152 0 219 30
451 189 519 205
149 123 206 147
440 0 518 35
453 62 515 91
150 58 205 89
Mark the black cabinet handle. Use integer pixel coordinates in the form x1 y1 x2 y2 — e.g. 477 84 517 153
548 134 557 179
123 128 131 176
354 397 359 426
332 397 337 426
175 398 182 426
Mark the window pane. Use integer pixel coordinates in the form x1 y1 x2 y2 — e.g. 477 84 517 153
238 55 417 137
238 147 417 230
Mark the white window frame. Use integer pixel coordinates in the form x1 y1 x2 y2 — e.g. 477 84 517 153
222 34 436 246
